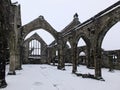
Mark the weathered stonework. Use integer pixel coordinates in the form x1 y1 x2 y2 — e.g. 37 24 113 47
8 0 120 79
0 1 120 87
8 3 22 75
0 0 12 88
47 1 120 78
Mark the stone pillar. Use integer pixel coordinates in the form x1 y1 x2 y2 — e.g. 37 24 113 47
57 34 65 70
8 37 16 75
57 44 64 69
0 0 12 87
57 47 61 69
47 47 52 64
15 47 22 70
94 48 102 79
8 51 16 75
22 41 29 64
15 4 22 69
72 42 77 73
20 45 24 65
61 45 65 69
0 41 8 88
15 31 22 69
88 49 94 68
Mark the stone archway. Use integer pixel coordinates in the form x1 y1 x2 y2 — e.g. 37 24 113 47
20 16 58 40
92 2 120 78
96 10 120 73
98 21 120 51
18 15 59 65
76 33 91 68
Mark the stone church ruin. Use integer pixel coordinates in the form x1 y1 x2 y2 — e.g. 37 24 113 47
0 0 120 88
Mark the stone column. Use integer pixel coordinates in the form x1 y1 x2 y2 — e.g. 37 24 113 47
51 48 56 65
0 41 8 88
94 48 102 79
72 42 77 73
22 41 29 64
15 32 22 69
15 4 22 69
57 34 65 70
61 44 65 69
8 37 16 75
88 49 94 68
8 51 16 75
0 0 11 88
15 46 22 70
57 44 64 69
47 47 52 64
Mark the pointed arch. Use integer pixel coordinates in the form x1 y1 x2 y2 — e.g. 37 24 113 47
24 29 55 45
76 33 91 67
76 33 90 48
102 22 120 50
20 16 58 40
77 38 86 47
96 5 120 49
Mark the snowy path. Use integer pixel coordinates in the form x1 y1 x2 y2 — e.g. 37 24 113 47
4 65 58 90
2 64 120 90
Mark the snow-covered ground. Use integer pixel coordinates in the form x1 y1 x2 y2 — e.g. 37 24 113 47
2 64 120 90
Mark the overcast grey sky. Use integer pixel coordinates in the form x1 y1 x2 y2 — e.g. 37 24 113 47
11 0 120 50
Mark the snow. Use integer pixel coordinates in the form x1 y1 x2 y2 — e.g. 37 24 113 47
2 64 120 90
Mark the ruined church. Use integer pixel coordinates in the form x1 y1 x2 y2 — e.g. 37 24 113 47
0 0 120 88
